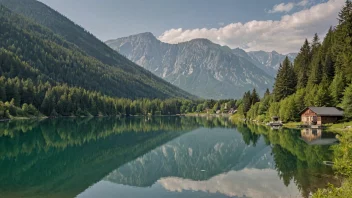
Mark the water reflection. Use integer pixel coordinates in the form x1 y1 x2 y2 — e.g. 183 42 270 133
0 117 340 198
300 128 339 145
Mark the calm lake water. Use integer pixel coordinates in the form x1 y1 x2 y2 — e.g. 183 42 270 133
0 117 340 198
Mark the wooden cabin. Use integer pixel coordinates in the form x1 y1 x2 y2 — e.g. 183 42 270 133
299 107 343 125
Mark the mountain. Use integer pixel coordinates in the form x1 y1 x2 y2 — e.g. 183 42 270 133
105 128 273 187
106 32 274 99
246 50 297 77
0 0 193 100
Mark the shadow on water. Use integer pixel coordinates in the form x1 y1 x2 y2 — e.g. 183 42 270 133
0 117 341 198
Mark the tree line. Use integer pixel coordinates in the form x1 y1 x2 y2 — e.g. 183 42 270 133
236 1 352 122
0 75 237 119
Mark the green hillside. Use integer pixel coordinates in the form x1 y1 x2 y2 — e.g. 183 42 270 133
0 1 193 100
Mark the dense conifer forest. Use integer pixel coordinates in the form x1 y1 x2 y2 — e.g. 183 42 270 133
0 3 204 119
236 1 352 122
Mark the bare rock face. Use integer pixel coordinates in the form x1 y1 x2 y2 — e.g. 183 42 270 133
106 33 275 99
245 50 297 77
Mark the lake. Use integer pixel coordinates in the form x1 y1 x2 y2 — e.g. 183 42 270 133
0 117 340 198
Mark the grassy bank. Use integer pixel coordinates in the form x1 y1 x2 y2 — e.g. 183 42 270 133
313 127 352 197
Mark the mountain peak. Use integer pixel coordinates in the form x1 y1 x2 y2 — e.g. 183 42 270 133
131 32 157 40
271 50 279 54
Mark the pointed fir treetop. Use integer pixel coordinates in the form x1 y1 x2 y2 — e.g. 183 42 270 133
251 88 260 105
338 0 352 24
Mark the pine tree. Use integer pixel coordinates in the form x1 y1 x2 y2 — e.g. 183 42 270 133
264 88 270 97
329 71 345 106
342 83 352 119
294 39 311 89
311 33 321 55
308 55 323 85
242 91 252 114
0 77 6 102
308 34 323 85
314 84 331 107
320 27 335 81
274 57 297 101
333 0 352 82
251 88 260 105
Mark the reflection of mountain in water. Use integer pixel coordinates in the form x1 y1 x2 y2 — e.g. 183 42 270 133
0 117 341 198
0 117 201 198
158 169 301 198
105 128 274 187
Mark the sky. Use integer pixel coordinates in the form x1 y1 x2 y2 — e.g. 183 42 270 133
38 0 345 53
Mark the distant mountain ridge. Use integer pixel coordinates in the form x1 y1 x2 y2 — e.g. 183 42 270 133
247 50 297 77
106 32 275 99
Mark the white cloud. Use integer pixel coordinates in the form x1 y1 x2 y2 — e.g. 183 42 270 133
269 0 310 13
297 0 310 7
159 169 301 198
268 2 295 13
158 0 344 54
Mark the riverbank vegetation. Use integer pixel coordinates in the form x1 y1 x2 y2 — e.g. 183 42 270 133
235 1 352 123
232 2 352 196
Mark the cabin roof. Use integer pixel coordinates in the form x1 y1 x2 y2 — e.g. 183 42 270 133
299 107 344 117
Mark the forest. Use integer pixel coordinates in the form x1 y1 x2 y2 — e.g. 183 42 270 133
236 1 352 123
0 74 237 119
0 4 193 102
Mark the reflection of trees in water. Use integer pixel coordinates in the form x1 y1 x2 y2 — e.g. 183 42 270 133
0 117 234 159
0 117 235 195
237 123 340 198
0 117 208 198
0 118 339 198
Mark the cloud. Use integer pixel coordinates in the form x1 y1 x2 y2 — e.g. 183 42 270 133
297 0 310 7
268 0 310 13
159 169 301 198
158 0 344 54
268 2 295 13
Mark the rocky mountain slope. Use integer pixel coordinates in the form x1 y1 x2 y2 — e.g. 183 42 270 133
106 33 274 99
232 48 297 77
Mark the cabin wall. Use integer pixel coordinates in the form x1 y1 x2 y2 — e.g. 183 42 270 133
300 108 343 125
320 116 339 124
301 109 317 125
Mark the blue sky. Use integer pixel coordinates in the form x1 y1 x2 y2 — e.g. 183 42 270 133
38 0 343 53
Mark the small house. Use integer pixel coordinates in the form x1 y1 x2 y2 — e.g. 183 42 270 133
299 107 344 125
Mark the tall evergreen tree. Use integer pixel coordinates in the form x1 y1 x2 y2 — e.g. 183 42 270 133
342 83 352 119
242 91 252 114
274 57 297 101
320 27 335 80
329 71 346 106
333 0 352 82
308 34 323 85
251 88 260 105
294 39 311 89
264 88 270 97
